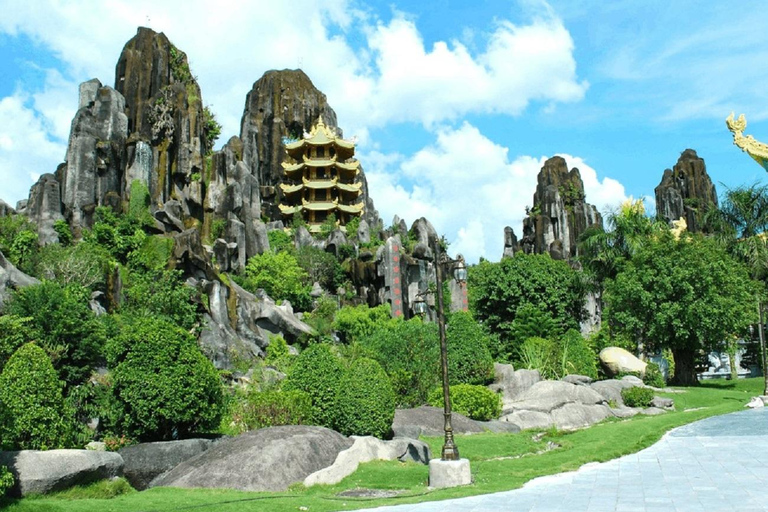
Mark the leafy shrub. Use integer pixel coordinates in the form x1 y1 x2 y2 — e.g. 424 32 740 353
333 358 395 438
302 295 338 338
103 434 135 452
127 235 173 272
7 282 105 389
621 386 655 408
516 336 559 379
0 315 34 373
427 384 502 421
244 251 311 311
8 229 39 275
0 465 14 498
37 242 110 290
267 229 294 254
337 244 356 260
295 246 345 291
107 318 224 441
445 311 495 385
264 335 294 372
283 344 344 428
643 362 666 388
359 318 440 407
84 206 149 264
122 269 198 330
66 379 112 446
53 219 73 246
560 329 598 379
510 303 561 350
0 214 36 257
0 343 74 450
333 304 392 344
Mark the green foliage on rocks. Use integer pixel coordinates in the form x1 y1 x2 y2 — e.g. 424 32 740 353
0 343 74 450
0 465 14 498
469 253 585 348
0 314 34 374
244 250 311 311
333 304 392 344
106 318 224 441
334 357 395 438
202 106 222 155
225 389 313 435
267 229 294 254
283 344 344 428
560 329 599 379
7 281 105 390
621 386 655 408
643 362 666 388
295 245 345 292
0 214 39 272
53 219 73 246
445 311 495 385
428 384 502 421
122 269 198 330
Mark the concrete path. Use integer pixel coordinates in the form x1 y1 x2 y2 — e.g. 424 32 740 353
366 407 768 512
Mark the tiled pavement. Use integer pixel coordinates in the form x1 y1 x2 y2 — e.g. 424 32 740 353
365 407 768 512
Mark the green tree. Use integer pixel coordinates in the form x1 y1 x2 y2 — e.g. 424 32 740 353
333 304 392 344
295 246 345 292
445 311 494 385
0 315 35 373
244 251 311 310
7 281 105 390
604 232 757 385
0 343 74 450
469 253 585 343
106 318 224 441
333 357 395 438
122 269 198 330
283 344 345 428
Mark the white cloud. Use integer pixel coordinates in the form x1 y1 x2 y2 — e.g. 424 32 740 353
0 93 66 206
363 123 627 263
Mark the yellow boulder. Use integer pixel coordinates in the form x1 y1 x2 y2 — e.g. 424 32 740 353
598 347 646 377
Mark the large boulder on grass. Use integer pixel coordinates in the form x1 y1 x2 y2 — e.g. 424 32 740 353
391 406 486 438
599 347 647 377
0 450 123 497
119 438 215 490
150 426 352 492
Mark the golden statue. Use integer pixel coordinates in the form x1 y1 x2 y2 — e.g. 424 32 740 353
726 112 768 170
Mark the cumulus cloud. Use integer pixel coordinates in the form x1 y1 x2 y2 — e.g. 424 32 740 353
363 123 627 263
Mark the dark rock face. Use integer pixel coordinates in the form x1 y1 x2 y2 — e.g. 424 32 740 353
0 250 40 311
520 156 602 260
115 27 206 213
502 226 518 259
0 450 123 497
119 438 214 491
25 173 65 245
150 425 352 491
60 79 128 229
0 199 15 217
654 149 718 233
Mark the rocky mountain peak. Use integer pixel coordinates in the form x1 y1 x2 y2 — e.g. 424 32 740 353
517 156 602 260
654 149 718 233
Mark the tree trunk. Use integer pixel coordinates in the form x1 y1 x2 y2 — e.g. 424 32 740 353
670 348 699 386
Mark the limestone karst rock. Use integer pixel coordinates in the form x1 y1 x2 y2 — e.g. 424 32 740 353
61 79 128 229
519 156 603 260
239 69 380 228
654 149 718 233
502 226 518 259
25 173 65 245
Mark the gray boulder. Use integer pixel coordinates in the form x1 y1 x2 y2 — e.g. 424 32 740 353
562 374 593 386
0 449 123 497
650 397 674 410
499 410 553 431
0 250 40 311
550 403 613 430
590 379 639 406
392 406 486 438
0 199 15 217
294 225 314 249
25 173 65 245
489 364 541 408
325 229 348 257
119 438 214 491
357 219 371 243
507 380 605 414
151 426 352 492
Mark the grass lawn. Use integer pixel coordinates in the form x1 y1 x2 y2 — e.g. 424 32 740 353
3 378 762 512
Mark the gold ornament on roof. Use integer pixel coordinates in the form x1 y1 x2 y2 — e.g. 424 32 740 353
726 112 768 171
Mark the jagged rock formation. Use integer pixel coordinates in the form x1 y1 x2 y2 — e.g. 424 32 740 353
239 69 380 229
654 149 718 233
502 226 518 259
25 173 65 245
519 156 602 260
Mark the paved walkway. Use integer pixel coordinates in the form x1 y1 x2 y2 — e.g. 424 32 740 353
367 407 768 512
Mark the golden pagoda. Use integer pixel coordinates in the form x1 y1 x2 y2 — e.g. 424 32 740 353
278 117 364 232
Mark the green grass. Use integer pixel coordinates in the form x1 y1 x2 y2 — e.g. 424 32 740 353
2 378 761 512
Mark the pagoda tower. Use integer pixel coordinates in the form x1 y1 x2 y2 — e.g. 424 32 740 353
278 117 364 232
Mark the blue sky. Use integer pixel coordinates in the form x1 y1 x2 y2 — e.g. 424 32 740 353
2 0 768 262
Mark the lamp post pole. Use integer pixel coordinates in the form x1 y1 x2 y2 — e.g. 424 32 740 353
433 238 459 460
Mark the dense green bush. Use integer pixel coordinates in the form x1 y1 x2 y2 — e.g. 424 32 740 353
0 315 34 373
37 241 110 290
53 219 73 246
283 344 345 428
427 384 502 421
126 235 174 272
7 281 105 389
122 269 198 330
333 304 392 344
510 303 561 350
264 336 294 372
359 318 440 407
83 206 149 264
643 362 666 388
0 465 14 498
302 295 338 338
267 229 294 254
225 389 312 434
244 251 311 310
0 343 74 450
621 386 655 408
560 329 598 379
107 318 224 441
295 246 345 291
334 358 395 438
446 311 495 385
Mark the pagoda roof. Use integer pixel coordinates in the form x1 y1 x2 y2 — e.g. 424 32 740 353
285 116 356 160
337 181 362 193
278 204 303 215
338 202 364 214
280 183 303 194
302 198 338 211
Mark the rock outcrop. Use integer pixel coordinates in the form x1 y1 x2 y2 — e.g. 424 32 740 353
654 149 718 233
0 250 40 311
151 425 352 491
519 156 602 260
24 173 65 245
0 450 123 497
119 438 214 491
